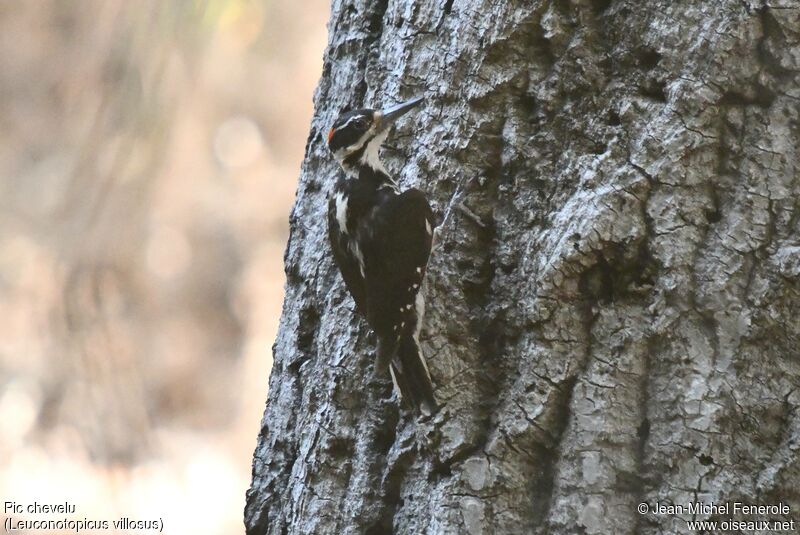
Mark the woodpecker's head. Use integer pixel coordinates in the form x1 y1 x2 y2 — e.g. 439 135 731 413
327 96 424 172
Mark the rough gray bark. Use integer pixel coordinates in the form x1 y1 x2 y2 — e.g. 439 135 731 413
246 0 800 533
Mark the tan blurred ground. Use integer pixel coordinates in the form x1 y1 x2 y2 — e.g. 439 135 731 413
0 1 327 533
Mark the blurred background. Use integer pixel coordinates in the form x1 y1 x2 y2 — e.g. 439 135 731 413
0 1 327 532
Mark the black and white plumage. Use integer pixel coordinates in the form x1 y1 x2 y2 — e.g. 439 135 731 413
326 96 437 416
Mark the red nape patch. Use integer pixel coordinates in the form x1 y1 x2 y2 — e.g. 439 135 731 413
327 128 335 142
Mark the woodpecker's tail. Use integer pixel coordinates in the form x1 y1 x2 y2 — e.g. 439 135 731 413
385 334 437 416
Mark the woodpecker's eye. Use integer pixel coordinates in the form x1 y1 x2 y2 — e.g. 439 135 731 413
353 117 368 129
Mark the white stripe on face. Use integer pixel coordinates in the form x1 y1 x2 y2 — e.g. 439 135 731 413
337 113 366 131
361 129 388 174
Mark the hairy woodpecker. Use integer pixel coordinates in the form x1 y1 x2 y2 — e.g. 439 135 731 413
326 96 437 416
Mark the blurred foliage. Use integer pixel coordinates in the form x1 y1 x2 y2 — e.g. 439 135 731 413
0 0 326 532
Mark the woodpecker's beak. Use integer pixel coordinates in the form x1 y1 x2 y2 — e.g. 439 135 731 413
375 96 424 132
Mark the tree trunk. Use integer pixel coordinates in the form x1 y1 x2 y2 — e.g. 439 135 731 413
246 0 800 533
